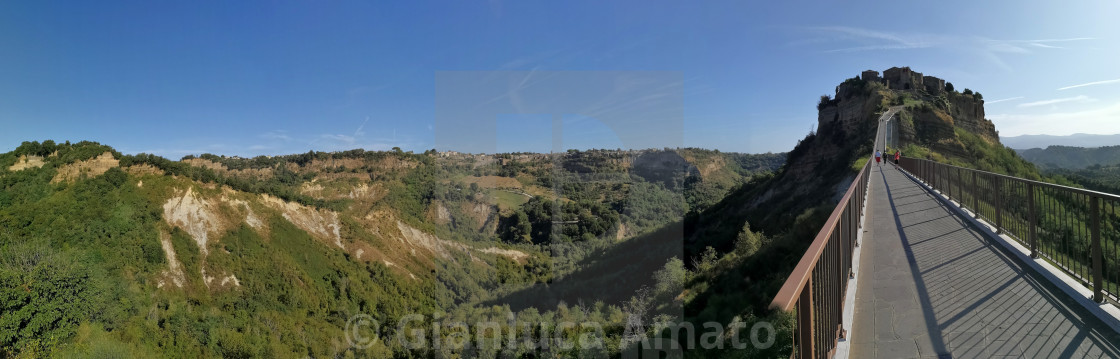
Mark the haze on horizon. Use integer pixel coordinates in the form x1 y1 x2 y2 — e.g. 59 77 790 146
2 1 1120 159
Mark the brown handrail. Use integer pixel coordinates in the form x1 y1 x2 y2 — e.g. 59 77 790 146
768 157 872 358
770 158 871 311
769 108 891 358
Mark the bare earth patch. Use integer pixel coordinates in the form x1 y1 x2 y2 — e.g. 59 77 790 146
182 158 274 180
395 221 457 260
477 247 529 263
220 194 265 232
51 152 119 183
162 187 224 255
124 164 164 177
299 181 325 197
259 194 343 248
157 231 186 289
434 202 452 225
348 183 384 200
8 155 45 171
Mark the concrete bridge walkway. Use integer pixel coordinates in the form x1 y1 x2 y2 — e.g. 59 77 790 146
849 164 1120 358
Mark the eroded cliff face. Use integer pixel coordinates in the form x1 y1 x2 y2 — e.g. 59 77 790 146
816 80 887 138
704 67 998 239
705 77 885 237
893 90 999 160
945 92 998 142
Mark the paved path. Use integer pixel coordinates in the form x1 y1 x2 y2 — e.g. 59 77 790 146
850 164 1120 358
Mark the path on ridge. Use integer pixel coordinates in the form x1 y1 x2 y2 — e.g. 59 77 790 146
850 164 1120 358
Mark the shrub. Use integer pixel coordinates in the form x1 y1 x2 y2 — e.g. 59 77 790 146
817 95 832 110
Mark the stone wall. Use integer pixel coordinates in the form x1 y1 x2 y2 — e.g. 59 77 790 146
923 75 945 93
862 70 881 83
883 66 925 91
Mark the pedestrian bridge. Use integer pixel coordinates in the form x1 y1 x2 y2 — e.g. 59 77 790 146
770 111 1120 358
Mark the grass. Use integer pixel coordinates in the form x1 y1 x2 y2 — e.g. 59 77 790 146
487 188 531 211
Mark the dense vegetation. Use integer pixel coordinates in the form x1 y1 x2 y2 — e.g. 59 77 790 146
1017 145 1120 170
1045 164 1120 195
1 140 790 358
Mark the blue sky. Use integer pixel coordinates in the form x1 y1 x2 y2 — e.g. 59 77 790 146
3 1 1119 158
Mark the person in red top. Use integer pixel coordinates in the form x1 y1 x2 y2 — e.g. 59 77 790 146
894 150 901 166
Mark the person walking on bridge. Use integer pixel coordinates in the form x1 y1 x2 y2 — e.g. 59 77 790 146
874 150 882 166
894 150 901 166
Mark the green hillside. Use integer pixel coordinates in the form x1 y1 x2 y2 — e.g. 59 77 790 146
1017 145 1120 170
0 140 784 358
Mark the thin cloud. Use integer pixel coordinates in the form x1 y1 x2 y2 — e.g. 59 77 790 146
807 26 936 53
986 96 1024 104
260 131 292 141
797 27 1093 70
991 101 1120 137
1058 78 1120 91
1006 37 1095 43
317 134 356 144
354 116 370 137
1018 95 1096 108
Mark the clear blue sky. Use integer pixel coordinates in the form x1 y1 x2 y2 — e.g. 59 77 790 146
3 1 1119 158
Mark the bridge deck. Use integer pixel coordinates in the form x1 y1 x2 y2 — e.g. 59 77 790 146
850 164 1120 358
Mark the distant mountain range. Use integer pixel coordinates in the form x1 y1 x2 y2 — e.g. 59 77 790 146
1016 145 1120 170
1001 133 1120 149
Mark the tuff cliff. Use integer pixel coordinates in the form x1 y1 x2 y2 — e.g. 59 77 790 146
690 67 1003 252
826 67 1000 159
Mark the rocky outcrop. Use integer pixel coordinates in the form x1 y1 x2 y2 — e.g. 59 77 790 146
8 155 45 171
817 79 886 140
259 193 343 248
946 93 998 142
163 187 223 255
51 152 119 183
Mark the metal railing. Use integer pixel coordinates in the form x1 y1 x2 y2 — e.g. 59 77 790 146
899 157 1120 303
769 158 871 358
768 108 893 359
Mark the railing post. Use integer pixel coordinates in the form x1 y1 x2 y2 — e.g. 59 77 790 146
973 171 979 218
798 282 815 359
942 165 948 200
949 167 954 202
938 164 943 194
1091 196 1104 303
931 161 936 189
955 168 961 204
1028 182 1038 258
994 176 1002 234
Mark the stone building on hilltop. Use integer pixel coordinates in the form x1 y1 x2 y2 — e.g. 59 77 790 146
860 67 947 94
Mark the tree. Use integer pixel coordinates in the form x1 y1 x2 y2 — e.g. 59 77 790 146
735 222 764 257
974 92 983 100
945 82 955 92
963 88 973 95
817 95 832 110
0 246 102 355
503 210 532 243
